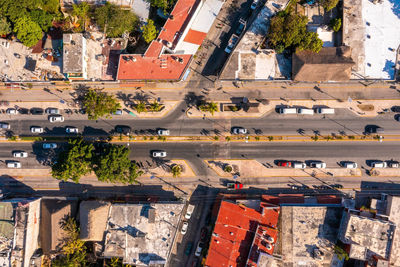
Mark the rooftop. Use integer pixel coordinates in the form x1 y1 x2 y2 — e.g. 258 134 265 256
63 33 86 74
339 211 395 260
40 199 78 254
281 206 343 266
79 201 110 241
103 202 184 266
205 200 280 267
386 196 400 266
292 46 355 82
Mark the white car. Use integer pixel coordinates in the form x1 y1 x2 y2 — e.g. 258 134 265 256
293 162 306 169
232 127 247 135
195 242 204 257
6 108 18 115
31 126 43 133
157 129 170 136
43 143 57 149
0 122 10 129
13 151 28 158
371 161 387 168
309 161 327 168
7 161 21 168
49 115 64 123
181 221 188 235
66 127 79 133
111 109 123 115
152 151 167 158
341 162 357 169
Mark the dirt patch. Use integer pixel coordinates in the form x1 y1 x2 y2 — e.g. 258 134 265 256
357 104 374 111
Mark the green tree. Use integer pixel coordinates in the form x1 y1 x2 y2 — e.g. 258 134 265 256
93 144 143 184
141 19 158 43
299 31 323 53
150 0 175 13
330 18 341 32
135 101 147 113
83 89 121 120
94 2 139 37
199 101 218 115
51 138 94 183
30 9 53 31
224 165 232 172
319 0 339 11
149 100 161 112
171 164 182 177
14 16 42 47
0 17 11 36
72 2 90 19
41 0 61 14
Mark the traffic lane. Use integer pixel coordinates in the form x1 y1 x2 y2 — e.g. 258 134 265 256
129 141 400 169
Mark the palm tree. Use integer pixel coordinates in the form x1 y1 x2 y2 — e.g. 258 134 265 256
149 100 162 112
208 102 218 115
135 101 147 113
171 164 182 177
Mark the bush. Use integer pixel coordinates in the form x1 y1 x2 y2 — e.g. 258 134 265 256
330 18 341 32
224 165 233 172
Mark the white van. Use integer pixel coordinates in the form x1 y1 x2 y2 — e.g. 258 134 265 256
315 108 335 114
297 108 314 115
279 107 297 114
293 162 306 169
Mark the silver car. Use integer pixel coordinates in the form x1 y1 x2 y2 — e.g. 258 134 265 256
45 108 60 114
232 127 247 135
31 126 43 133
0 122 10 129
152 151 167 158
49 115 64 123
13 151 28 158
43 143 57 149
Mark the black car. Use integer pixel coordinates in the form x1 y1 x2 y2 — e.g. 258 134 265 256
365 125 384 134
115 125 131 135
30 108 44 115
392 106 400 113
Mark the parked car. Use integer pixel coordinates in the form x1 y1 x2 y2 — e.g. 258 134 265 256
331 184 343 189
194 242 204 257
250 0 259 9
341 161 358 168
181 221 188 235
236 18 246 35
293 162 306 169
152 151 167 158
391 106 400 112
30 108 44 115
115 125 131 135
66 127 79 133
13 151 28 158
277 161 291 167
389 161 399 168
43 143 57 149
309 161 327 168
185 242 194 256
157 129 170 136
111 109 123 115
370 161 387 168
0 122 10 129
45 108 60 114
227 182 243 190
7 161 21 168
49 115 64 123
31 126 43 133
231 127 247 135
6 108 18 114
185 204 195 219
225 34 239 53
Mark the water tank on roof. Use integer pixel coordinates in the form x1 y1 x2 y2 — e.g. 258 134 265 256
266 243 272 250
267 236 274 243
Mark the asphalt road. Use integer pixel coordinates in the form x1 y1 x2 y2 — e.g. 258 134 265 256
1 106 400 136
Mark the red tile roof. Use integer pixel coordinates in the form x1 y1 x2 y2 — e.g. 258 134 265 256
184 29 207 45
205 201 280 267
247 225 278 266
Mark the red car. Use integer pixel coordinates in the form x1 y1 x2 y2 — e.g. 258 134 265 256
277 161 291 167
227 182 243 190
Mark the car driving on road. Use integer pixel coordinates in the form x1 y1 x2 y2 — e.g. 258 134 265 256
231 127 247 134
13 151 28 158
43 143 57 149
115 125 131 135
49 115 64 123
31 126 43 133
157 129 170 136
7 161 21 168
152 151 167 158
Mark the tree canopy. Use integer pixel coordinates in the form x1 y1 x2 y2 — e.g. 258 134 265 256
14 16 43 47
51 138 94 183
83 89 121 120
0 17 11 36
150 0 175 13
141 19 158 44
268 11 323 53
93 144 143 184
319 0 339 11
94 2 139 37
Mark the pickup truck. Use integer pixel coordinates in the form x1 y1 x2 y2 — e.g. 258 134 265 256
227 182 243 190
225 34 239 53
